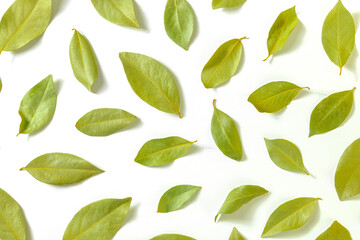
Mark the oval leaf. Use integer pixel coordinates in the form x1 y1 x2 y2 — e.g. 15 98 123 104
262 197 320 237
264 138 309 175
322 0 355 74
164 0 194 50
212 0 246 9
135 137 196 167
76 108 137 136
201 37 245 88
229 227 245 240
63 198 131 240
69 29 98 92
216 185 268 222
90 0 139 28
335 138 360 201
264 6 299 61
0 0 52 53
157 185 201 213
316 221 352 240
248 81 308 113
0 188 27 240
211 100 242 161
18 75 57 135
119 52 181 117
309 88 354 137
150 234 196 240
20 153 104 185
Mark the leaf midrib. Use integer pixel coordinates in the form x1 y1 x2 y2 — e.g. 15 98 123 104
136 141 192 162
76 117 135 127
268 11 291 56
24 167 103 173
256 87 302 105
220 191 267 212
269 142 304 172
109 0 137 26
214 108 239 155
158 187 199 211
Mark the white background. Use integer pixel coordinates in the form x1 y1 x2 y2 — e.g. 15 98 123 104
0 0 360 239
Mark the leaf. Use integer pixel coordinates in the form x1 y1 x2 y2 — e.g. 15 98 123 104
229 227 245 240
17 75 57 135
215 185 268 222
90 0 139 28
261 197 320 237
0 188 27 240
316 221 352 240
119 52 181 117
212 0 246 9
201 37 246 88
248 81 309 113
211 99 242 161
309 88 355 137
69 29 98 92
264 138 309 175
63 198 131 240
0 79 2 91
164 0 194 50
135 137 196 167
76 108 137 136
264 6 299 61
335 138 360 201
322 0 355 75
157 185 201 213
0 0 52 53
20 153 104 185
150 234 196 240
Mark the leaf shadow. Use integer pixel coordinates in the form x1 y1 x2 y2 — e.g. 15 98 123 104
52 0 71 19
12 35 44 55
186 143 201 156
344 12 360 75
222 4 245 14
233 120 247 161
24 211 34 240
125 203 138 225
133 1 149 32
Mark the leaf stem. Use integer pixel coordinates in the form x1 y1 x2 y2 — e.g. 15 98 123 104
19 167 25 171
16 132 21 137
303 169 310 175
177 111 182 118
239 36 247 41
263 54 271 61
339 67 342 75
212 99 217 108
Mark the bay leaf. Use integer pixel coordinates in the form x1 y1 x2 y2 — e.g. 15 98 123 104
264 6 299 61
335 138 360 200
261 197 320 237
63 198 131 240
150 234 195 240
90 0 139 28
322 0 355 75
0 0 52 53
264 138 309 175
20 152 104 185
119 52 181 117
164 0 194 50
76 108 137 136
248 81 309 113
135 136 196 167
17 74 57 135
211 99 242 161
215 185 268 222
157 185 201 213
69 29 98 92
309 88 355 137
0 188 27 240
212 0 246 9
201 37 246 88
229 227 245 240
316 221 352 240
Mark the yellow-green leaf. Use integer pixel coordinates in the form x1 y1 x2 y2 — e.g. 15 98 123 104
309 88 355 137
201 37 245 89
150 234 196 240
229 227 245 240
316 221 352 240
264 6 298 61
322 0 355 75
212 0 246 9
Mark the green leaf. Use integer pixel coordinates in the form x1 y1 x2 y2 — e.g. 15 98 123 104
157 185 201 213
20 153 104 185
135 136 196 167
248 81 308 113
0 0 52 53
119 52 181 117
264 6 299 61
164 0 194 50
90 0 139 28
0 79 2 91
335 138 360 201
309 88 355 137
229 227 245 240
76 108 137 136
211 99 242 161
316 221 352 240
150 234 196 240
322 0 355 75
0 188 27 240
215 185 268 222
261 197 320 237
63 198 131 240
201 37 245 88
17 75 57 135
264 138 309 175
212 0 246 9
69 29 98 92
